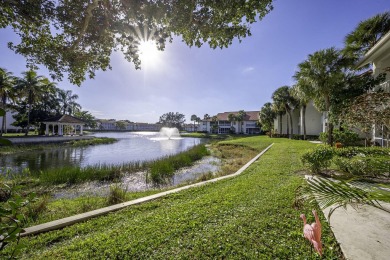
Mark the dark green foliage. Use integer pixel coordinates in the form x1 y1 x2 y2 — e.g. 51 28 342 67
301 145 335 173
297 177 390 221
319 129 360 146
0 183 36 258
333 156 390 177
333 146 390 158
158 112 186 129
2 1 273 85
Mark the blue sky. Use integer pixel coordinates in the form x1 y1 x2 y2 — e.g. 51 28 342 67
0 0 389 123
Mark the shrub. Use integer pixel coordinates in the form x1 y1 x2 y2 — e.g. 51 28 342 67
301 145 335 173
107 184 127 205
0 183 36 258
319 129 360 146
334 155 390 178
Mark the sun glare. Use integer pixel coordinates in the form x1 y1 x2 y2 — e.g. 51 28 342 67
138 41 160 64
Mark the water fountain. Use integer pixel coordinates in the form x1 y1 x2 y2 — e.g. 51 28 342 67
159 127 181 140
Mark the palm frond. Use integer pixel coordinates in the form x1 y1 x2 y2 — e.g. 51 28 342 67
296 176 390 221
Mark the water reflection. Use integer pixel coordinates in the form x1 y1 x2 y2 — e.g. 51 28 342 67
0 132 204 174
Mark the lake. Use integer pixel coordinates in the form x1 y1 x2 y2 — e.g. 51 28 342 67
0 132 205 174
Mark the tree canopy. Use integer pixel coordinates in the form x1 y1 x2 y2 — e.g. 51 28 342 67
159 112 185 129
1 0 273 85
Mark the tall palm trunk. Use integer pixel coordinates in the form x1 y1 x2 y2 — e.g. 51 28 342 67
325 96 333 145
1 96 6 135
279 112 283 135
302 105 307 140
286 106 293 139
25 91 32 136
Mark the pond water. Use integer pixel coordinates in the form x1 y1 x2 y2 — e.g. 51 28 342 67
0 132 205 174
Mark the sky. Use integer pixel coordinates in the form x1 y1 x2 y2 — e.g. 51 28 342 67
0 0 389 123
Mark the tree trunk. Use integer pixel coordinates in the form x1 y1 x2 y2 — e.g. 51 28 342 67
325 96 333 145
279 112 283 135
302 105 307 140
286 107 293 139
286 114 289 138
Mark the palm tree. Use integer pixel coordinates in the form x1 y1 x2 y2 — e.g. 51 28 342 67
203 114 210 120
236 110 247 134
259 102 276 136
190 114 198 132
272 86 297 139
291 80 314 140
57 89 80 115
15 70 48 135
343 12 390 60
0 68 16 135
295 48 346 145
228 113 236 133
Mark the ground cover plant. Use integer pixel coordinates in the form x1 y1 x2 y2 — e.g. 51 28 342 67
5 137 343 259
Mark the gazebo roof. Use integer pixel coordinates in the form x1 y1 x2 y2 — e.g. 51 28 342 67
43 115 85 124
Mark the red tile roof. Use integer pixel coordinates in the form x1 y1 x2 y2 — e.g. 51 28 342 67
205 111 259 121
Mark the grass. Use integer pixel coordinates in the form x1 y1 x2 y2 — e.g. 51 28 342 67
9 136 343 259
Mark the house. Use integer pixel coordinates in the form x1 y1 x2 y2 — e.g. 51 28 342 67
96 119 117 130
273 101 325 136
200 111 261 134
356 30 390 146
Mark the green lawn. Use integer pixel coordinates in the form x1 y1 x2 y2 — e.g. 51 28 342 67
15 136 342 259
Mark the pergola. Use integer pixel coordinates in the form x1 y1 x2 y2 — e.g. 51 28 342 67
42 115 85 136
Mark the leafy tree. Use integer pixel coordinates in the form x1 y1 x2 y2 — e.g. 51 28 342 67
74 110 97 128
115 121 127 130
343 12 390 60
295 48 347 145
259 102 276 136
1 1 274 85
272 86 297 139
159 112 186 130
344 92 390 146
0 68 16 135
203 114 210 120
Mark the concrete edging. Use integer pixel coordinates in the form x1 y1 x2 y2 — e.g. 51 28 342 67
21 143 274 237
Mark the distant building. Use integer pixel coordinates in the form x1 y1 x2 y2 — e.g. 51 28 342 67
96 119 162 131
199 111 261 134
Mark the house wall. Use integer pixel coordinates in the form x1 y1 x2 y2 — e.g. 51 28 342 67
301 102 323 136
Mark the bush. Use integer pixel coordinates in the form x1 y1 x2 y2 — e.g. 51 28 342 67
334 155 390 178
0 183 36 258
301 145 335 173
334 146 390 158
107 184 127 205
319 129 360 146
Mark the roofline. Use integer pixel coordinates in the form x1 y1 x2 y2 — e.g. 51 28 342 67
356 30 390 68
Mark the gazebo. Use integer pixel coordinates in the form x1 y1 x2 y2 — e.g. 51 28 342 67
42 115 85 136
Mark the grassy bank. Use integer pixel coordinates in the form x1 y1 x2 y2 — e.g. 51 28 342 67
11 137 342 259
0 137 117 155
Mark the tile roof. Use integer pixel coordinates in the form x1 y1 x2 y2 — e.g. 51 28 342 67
43 115 85 124
205 111 259 121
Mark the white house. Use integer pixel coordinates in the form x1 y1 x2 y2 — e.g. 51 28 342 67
356 30 390 146
274 101 325 136
200 111 261 134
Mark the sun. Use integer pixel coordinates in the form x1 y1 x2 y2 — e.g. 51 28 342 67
138 40 160 64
